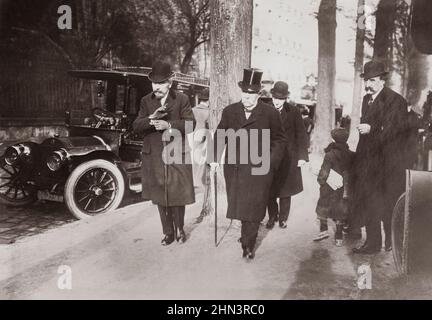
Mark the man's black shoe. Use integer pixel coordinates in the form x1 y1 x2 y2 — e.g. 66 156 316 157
161 234 175 246
178 230 187 244
279 221 288 229
266 218 276 229
385 245 392 252
244 248 255 260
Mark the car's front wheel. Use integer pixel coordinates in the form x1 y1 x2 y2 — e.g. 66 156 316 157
0 157 36 206
64 160 125 219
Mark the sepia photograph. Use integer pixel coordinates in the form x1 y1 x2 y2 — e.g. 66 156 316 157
0 0 432 304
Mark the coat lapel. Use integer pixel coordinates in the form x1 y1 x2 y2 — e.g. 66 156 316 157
148 94 162 114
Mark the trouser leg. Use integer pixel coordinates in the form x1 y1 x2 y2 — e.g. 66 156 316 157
279 196 291 222
365 213 382 249
171 206 185 232
267 196 279 220
158 205 174 236
335 220 343 240
240 221 260 251
320 218 328 232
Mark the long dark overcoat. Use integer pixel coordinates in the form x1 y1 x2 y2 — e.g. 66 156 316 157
133 90 196 206
316 142 355 221
271 103 309 198
351 87 409 227
215 101 286 223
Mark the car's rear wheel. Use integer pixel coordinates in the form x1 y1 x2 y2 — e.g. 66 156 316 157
0 157 36 206
64 160 125 219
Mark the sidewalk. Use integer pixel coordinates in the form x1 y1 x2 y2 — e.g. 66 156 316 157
0 161 426 299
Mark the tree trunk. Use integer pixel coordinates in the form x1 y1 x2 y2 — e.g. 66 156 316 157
373 0 397 69
348 0 366 149
406 48 429 109
311 0 336 154
180 45 196 73
199 0 253 218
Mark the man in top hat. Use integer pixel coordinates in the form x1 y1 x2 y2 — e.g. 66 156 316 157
266 81 309 229
133 60 195 246
351 60 409 254
209 68 286 260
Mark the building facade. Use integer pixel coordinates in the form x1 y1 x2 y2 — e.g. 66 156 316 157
251 0 318 101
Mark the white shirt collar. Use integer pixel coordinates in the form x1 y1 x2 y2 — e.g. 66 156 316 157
371 87 383 102
160 93 169 107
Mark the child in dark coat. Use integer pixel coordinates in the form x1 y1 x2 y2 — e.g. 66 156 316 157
314 128 354 246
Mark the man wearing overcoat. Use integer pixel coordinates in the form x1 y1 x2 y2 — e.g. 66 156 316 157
133 61 195 246
210 68 286 259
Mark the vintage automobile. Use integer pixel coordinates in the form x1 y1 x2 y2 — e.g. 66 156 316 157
0 69 209 219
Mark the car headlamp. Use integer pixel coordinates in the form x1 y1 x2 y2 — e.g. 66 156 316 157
4 144 31 166
47 149 68 171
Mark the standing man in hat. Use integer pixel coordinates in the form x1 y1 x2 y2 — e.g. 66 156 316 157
351 61 409 254
266 81 309 229
133 60 195 246
209 68 286 260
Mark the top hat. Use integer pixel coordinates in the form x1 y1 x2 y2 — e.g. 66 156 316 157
360 61 389 80
148 60 175 83
198 88 209 101
238 68 263 93
270 81 290 99
331 128 349 143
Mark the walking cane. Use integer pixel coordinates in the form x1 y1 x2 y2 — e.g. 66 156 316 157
214 166 217 247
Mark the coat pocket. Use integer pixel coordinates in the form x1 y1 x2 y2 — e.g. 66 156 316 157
141 142 151 154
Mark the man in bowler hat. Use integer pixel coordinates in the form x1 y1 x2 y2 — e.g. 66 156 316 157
209 68 285 260
133 60 196 246
351 61 409 254
266 81 309 229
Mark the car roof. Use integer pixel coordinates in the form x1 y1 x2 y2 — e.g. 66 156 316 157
68 70 150 84
68 69 210 88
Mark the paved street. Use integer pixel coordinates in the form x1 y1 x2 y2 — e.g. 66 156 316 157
0 163 431 300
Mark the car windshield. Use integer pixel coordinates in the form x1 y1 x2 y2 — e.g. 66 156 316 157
67 77 142 127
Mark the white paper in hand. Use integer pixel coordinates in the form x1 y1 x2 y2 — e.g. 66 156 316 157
327 169 343 190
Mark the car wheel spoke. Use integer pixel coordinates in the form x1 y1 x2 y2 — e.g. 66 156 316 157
102 177 114 186
78 193 91 203
21 186 28 197
0 181 11 188
4 186 13 196
84 197 93 210
1 166 14 176
99 171 108 184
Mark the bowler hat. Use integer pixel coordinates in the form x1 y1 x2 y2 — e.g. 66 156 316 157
238 68 263 93
270 81 290 99
331 128 349 143
198 88 209 101
360 61 388 80
148 60 174 83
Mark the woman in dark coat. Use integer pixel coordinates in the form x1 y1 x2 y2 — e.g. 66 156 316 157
266 81 309 229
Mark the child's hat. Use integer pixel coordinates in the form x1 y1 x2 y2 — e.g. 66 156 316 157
331 128 349 143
